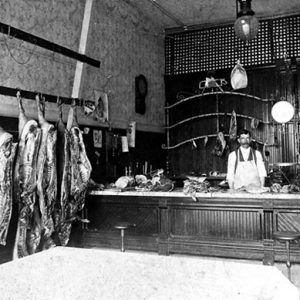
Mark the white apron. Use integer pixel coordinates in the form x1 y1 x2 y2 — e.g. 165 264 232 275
233 150 261 189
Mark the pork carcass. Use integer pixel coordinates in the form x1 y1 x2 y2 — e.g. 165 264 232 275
61 102 91 245
35 94 57 250
53 100 70 246
13 92 41 259
0 127 17 245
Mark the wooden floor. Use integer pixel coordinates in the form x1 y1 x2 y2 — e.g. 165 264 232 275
0 246 12 264
0 222 83 265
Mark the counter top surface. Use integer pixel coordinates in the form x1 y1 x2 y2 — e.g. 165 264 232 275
0 247 298 300
88 189 300 200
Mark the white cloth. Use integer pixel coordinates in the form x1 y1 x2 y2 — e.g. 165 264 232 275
226 147 267 189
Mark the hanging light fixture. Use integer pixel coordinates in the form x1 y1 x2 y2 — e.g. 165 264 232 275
234 0 259 42
271 100 295 124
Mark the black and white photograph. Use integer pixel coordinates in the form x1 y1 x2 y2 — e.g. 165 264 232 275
0 0 300 299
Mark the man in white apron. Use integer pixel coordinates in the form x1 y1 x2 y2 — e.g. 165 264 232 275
226 129 267 189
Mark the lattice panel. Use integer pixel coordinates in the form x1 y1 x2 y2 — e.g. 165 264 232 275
289 16 300 57
165 14 300 75
273 16 300 59
273 17 289 59
165 36 173 74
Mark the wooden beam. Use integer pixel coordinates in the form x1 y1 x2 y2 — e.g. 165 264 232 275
72 0 94 98
0 21 100 68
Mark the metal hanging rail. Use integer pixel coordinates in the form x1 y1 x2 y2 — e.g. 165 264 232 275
0 85 80 105
165 112 270 130
165 91 270 110
0 22 100 68
162 134 269 150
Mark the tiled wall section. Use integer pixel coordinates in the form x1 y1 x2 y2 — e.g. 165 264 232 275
0 0 165 132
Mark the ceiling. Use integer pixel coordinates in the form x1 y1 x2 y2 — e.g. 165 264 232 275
130 0 300 32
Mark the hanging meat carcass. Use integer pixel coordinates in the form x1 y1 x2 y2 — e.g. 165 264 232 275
229 110 237 140
212 132 226 157
53 99 70 246
0 127 17 245
60 101 91 245
35 94 57 250
13 92 41 259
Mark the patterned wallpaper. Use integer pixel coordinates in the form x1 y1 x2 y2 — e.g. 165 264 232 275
82 0 165 132
0 0 165 132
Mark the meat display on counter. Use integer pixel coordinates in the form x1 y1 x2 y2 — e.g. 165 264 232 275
138 169 174 192
270 183 300 193
13 92 41 258
115 176 135 189
0 127 16 245
244 185 270 194
183 176 212 201
111 169 174 192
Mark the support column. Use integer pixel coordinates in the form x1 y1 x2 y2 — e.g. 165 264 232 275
71 0 94 99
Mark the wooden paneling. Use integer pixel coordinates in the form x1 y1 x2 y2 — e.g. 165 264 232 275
165 64 300 176
83 192 300 264
276 212 300 232
85 195 159 236
170 209 262 240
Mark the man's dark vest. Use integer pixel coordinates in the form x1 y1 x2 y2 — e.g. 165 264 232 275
234 147 257 174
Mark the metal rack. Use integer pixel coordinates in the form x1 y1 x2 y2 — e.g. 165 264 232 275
163 91 271 150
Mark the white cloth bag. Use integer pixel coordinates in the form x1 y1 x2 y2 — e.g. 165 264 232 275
231 60 248 90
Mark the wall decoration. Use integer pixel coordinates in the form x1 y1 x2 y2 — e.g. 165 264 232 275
121 136 129 152
127 121 136 148
83 101 96 116
93 90 109 123
135 74 148 115
93 129 102 148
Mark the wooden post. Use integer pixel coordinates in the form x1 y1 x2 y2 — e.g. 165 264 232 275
158 198 169 255
71 0 94 99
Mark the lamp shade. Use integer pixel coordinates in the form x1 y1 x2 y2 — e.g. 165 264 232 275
271 101 295 123
234 15 259 41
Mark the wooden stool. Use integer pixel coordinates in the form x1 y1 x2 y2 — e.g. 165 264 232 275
273 231 300 281
114 222 136 252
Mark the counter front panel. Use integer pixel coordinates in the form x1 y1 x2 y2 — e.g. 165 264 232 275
83 190 300 264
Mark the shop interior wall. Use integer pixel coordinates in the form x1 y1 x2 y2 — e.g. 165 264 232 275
0 0 166 182
164 63 300 176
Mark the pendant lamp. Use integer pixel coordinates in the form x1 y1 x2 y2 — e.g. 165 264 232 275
234 0 259 42
271 101 295 124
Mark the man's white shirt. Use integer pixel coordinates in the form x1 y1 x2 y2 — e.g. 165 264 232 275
226 147 267 182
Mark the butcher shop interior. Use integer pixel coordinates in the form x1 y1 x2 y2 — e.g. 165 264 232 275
1 0 300 299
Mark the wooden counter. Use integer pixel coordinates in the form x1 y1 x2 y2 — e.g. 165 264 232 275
83 190 300 265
